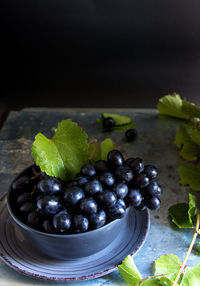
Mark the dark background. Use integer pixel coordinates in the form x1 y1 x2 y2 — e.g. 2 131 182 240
1 0 200 123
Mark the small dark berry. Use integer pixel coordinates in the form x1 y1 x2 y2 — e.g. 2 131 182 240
129 158 144 174
84 180 103 196
134 173 149 189
42 219 55 233
127 188 143 207
124 157 135 166
37 177 63 194
98 172 115 187
142 181 162 197
12 175 30 191
80 197 98 215
81 164 96 177
63 187 85 207
19 202 35 213
115 165 133 183
107 150 124 168
97 190 117 208
107 199 126 219
143 165 158 180
125 129 137 141
27 212 40 227
73 214 89 233
53 210 71 233
89 209 106 229
112 182 128 199
72 176 89 187
16 192 30 205
103 117 115 131
145 196 161 210
37 195 61 215
94 160 108 173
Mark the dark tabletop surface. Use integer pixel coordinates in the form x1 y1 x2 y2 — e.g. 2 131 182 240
0 108 199 285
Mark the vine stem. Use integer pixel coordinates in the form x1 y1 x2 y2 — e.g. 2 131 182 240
172 211 200 286
139 273 169 285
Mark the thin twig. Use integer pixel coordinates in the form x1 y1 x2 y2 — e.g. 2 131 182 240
166 254 182 268
139 273 169 285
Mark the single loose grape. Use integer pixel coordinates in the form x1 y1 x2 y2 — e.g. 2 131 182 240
125 129 138 142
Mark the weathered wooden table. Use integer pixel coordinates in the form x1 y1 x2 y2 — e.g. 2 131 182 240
0 108 199 286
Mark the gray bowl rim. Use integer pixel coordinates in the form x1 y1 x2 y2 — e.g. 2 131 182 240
7 164 137 238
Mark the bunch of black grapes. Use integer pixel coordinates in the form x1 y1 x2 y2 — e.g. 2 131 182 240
11 150 162 234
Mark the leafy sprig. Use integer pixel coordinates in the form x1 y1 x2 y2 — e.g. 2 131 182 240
158 93 200 191
32 119 115 180
98 113 135 131
118 207 200 286
172 211 200 286
168 193 198 229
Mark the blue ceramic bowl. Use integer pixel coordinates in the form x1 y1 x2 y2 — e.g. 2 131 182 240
7 166 133 260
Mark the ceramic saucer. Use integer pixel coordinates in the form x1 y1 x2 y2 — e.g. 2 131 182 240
0 195 150 282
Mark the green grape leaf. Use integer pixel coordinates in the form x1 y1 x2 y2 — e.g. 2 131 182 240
142 279 174 286
168 203 194 228
182 99 200 119
181 263 200 286
141 279 162 285
179 162 200 191
188 193 198 223
98 113 135 131
88 143 101 163
100 138 116 160
112 121 135 131
101 113 132 125
154 254 183 283
31 119 90 180
174 124 200 161
159 277 174 286
168 193 197 229
157 94 188 120
89 138 115 163
174 124 190 149
118 255 142 286
193 242 200 255
190 125 200 148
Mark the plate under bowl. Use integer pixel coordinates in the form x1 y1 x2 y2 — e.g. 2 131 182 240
0 194 150 281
